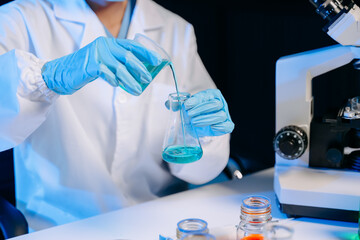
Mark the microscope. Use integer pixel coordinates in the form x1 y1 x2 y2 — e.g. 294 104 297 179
273 0 360 222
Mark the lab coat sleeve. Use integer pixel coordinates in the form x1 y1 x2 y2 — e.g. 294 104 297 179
168 25 231 185
0 49 58 151
0 4 59 151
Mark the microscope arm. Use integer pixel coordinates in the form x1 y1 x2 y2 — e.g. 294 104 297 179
275 45 360 166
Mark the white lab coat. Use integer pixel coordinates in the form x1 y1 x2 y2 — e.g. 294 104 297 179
0 0 230 230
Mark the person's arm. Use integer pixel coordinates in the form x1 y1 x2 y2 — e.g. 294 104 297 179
168 24 234 184
0 4 59 151
0 3 162 151
0 49 59 152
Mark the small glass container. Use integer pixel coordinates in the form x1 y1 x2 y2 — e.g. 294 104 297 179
133 33 171 89
236 195 272 240
351 96 360 114
180 233 216 240
177 218 209 240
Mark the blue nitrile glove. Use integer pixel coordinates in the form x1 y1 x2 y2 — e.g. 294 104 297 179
184 89 235 137
41 36 162 95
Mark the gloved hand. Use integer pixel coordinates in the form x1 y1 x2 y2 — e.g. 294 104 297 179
184 89 235 137
41 36 162 95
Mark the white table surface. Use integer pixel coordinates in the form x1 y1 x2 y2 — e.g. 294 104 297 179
10 168 359 240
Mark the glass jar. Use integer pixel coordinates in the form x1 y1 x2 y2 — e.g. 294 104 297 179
177 218 209 240
180 233 216 240
236 195 272 240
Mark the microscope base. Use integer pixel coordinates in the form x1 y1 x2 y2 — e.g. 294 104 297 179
274 165 360 222
277 200 358 222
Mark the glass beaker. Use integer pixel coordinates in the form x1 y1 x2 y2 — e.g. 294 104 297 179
236 195 272 240
133 33 171 91
162 92 203 164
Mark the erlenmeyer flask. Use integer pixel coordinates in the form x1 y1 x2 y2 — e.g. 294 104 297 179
162 92 203 164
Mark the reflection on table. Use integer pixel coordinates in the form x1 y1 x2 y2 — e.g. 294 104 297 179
10 168 359 240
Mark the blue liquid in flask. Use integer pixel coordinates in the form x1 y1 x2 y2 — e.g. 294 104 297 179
161 62 202 164
162 145 203 164
141 60 170 91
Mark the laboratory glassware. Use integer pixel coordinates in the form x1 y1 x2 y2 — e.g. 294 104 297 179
162 92 203 164
176 218 209 239
180 233 216 240
236 195 272 240
133 33 171 90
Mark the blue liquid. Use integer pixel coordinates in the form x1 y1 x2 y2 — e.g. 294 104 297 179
162 145 203 164
149 60 202 163
169 62 180 95
141 60 170 90
143 60 180 93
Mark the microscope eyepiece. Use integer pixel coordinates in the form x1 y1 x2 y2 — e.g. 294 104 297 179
309 0 354 21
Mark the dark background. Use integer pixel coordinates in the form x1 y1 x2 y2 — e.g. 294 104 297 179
152 0 340 174
0 0 355 204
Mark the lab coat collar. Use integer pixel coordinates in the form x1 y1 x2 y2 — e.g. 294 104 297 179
48 0 165 37
48 0 91 24
127 0 165 38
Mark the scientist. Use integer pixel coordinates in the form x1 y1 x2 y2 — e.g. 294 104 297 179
0 0 234 231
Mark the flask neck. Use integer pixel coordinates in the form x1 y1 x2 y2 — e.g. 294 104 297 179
168 92 190 109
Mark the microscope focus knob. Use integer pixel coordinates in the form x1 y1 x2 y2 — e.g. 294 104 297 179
273 125 308 160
